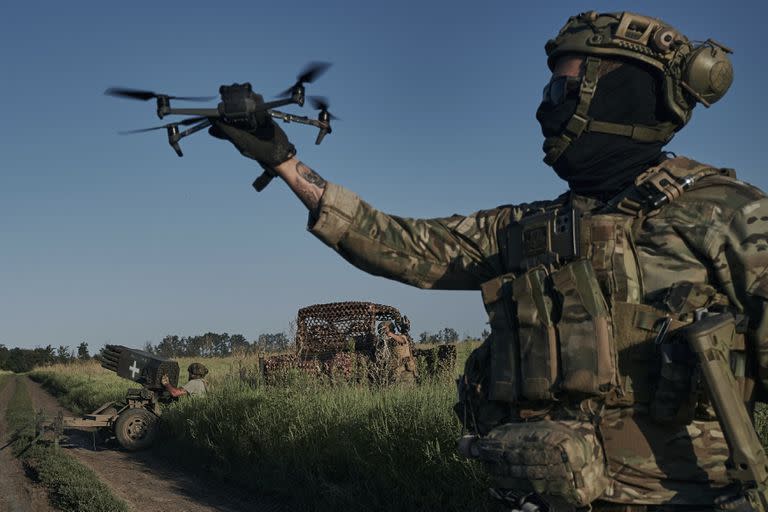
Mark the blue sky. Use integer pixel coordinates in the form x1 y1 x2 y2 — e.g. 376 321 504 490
1 1 766 350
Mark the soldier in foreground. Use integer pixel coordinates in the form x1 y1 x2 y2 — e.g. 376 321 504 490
161 362 208 397
210 11 768 512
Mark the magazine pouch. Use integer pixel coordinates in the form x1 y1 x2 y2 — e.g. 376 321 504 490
512 266 558 401
550 259 618 396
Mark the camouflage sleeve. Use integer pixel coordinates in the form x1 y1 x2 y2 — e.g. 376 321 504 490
307 183 514 290
705 193 768 398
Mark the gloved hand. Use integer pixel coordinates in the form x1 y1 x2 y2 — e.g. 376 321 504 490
209 118 296 169
160 374 169 386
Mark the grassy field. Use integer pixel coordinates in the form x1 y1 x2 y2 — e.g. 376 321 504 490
4 375 128 512
25 346 768 511
30 344 495 511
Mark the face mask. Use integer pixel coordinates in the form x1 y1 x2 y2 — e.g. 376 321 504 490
535 62 667 199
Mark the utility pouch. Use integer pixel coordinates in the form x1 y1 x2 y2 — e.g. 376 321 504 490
481 274 520 403
475 419 610 507
551 259 618 396
512 266 558 401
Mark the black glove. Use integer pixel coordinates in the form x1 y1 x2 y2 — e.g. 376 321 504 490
209 118 296 168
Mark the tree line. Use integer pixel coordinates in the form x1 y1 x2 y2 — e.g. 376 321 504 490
0 342 91 373
144 332 291 358
0 326 477 373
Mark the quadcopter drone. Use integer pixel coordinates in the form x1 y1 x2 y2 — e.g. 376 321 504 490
105 62 337 191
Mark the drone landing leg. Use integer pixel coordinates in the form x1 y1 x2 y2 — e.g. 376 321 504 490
166 120 212 157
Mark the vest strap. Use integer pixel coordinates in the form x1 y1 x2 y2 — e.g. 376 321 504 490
606 158 726 217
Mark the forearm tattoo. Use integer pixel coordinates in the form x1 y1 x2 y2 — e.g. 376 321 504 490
296 161 327 189
293 161 326 213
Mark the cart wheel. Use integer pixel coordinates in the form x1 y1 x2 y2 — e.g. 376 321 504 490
114 408 158 451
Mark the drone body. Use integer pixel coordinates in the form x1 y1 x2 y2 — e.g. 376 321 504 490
106 62 336 162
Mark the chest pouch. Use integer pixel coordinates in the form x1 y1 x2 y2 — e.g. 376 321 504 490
474 419 610 507
551 259 619 397
511 266 559 401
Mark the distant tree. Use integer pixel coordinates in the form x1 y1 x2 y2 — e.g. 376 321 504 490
56 345 72 363
480 328 490 340
42 345 56 364
438 327 459 344
77 342 90 360
2 346 55 372
229 334 250 356
156 335 181 358
211 332 230 357
143 341 155 354
258 332 290 352
6 348 28 372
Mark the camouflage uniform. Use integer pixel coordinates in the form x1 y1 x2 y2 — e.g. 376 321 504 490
308 156 768 508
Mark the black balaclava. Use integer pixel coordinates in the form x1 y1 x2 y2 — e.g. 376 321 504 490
536 61 668 200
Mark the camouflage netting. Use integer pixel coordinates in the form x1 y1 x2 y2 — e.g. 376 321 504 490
261 302 456 384
261 302 454 385
414 344 458 377
296 301 409 358
259 352 368 385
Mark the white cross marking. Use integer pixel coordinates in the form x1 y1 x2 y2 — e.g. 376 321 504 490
129 360 140 378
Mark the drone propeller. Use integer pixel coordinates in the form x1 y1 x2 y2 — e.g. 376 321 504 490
309 96 339 120
118 117 208 134
105 87 215 102
277 62 332 98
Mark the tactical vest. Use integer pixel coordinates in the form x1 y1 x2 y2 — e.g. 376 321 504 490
477 157 747 414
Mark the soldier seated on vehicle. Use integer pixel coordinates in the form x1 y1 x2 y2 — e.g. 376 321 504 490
161 362 209 397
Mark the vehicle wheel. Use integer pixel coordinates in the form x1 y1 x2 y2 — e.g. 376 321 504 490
114 408 158 451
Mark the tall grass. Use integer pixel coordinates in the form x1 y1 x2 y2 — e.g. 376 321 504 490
160 377 492 511
29 360 126 414
30 344 493 510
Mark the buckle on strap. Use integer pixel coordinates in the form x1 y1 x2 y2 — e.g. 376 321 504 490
564 113 589 138
636 167 693 206
607 166 700 216
585 120 673 142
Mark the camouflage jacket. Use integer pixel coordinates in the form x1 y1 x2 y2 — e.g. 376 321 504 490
308 156 768 504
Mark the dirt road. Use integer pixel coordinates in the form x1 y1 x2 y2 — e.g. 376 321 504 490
24 376 284 512
0 376 55 512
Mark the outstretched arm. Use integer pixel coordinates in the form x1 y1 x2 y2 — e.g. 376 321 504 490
210 120 517 290
272 156 327 215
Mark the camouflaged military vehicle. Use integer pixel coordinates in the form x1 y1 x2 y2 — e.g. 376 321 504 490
260 301 455 384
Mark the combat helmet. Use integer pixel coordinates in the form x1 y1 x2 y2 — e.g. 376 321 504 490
187 362 209 378
542 11 733 165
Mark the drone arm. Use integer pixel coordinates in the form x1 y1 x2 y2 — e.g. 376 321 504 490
178 119 212 138
259 98 299 111
164 108 221 118
269 110 331 147
166 119 212 157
